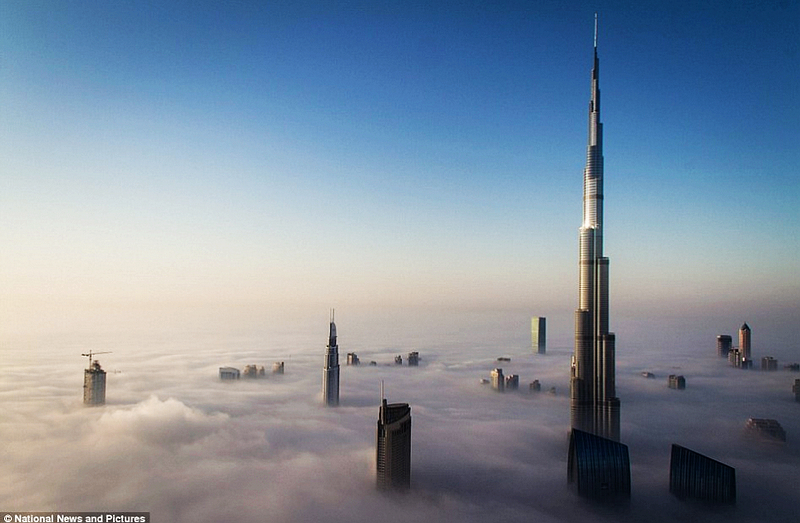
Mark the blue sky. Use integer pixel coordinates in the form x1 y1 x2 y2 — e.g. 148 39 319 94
1 1 798 350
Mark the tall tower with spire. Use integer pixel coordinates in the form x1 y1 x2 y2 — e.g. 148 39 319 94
570 14 620 442
323 310 340 407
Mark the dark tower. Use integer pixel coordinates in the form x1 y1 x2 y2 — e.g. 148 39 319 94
376 388 411 491
716 335 732 357
570 14 620 442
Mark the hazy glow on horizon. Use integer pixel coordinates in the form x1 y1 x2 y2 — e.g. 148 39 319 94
1 5 798 346
2 3 799 343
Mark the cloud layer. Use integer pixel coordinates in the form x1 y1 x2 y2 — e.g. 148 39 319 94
1 316 798 523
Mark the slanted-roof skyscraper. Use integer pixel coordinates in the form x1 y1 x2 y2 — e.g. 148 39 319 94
739 323 751 362
322 310 339 407
669 444 736 504
570 15 620 442
376 390 411 491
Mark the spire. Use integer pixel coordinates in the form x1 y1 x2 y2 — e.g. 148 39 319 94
594 12 598 50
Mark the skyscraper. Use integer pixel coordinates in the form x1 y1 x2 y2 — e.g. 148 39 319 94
322 310 339 407
531 316 546 354
376 394 411 491
570 15 620 442
490 368 505 392
669 444 736 504
716 335 732 358
83 359 107 406
739 323 751 362
568 428 630 501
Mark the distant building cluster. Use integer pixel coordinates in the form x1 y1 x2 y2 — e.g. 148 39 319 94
668 375 686 390
641 371 656 379
484 368 546 395
744 418 786 443
243 365 266 378
219 362 285 381
718 323 754 369
345 350 418 368
761 356 777 371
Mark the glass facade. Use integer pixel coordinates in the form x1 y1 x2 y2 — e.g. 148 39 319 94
669 444 736 504
567 428 630 501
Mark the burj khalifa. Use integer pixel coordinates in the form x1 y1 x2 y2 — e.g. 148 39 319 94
570 15 620 442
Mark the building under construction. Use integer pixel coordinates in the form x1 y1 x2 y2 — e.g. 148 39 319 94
83 359 107 406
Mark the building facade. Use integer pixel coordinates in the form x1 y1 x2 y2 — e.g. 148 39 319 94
531 316 546 354
570 16 620 442
323 311 340 407
376 398 411 491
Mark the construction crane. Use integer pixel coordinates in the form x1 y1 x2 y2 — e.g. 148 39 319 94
81 350 112 368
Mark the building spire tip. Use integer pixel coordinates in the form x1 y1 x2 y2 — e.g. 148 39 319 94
594 13 598 49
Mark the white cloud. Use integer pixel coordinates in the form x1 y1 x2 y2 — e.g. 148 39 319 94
0 315 798 522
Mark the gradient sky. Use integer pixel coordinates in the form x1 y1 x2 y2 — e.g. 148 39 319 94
1 1 798 351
